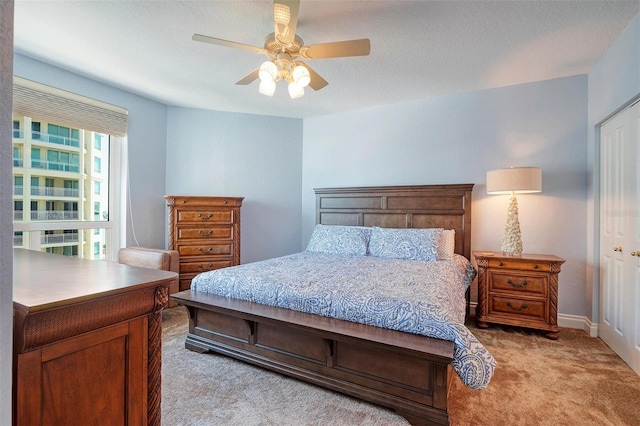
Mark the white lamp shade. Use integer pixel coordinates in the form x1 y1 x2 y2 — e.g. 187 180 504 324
292 65 310 88
258 61 277 82
259 79 276 96
288 82 304 99
487 167 542 194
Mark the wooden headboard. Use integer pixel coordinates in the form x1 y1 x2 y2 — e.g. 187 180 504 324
315 184 474 260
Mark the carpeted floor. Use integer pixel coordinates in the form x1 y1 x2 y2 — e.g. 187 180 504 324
161 306 640 425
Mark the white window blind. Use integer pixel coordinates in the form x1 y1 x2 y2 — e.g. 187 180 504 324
13 76 128 137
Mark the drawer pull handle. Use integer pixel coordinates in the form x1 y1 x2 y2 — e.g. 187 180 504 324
198 263 213 270
506 302 528 312
198 213 213 220
533 264 539 269
632 251 639 257
198 247 214 253
614 246 623 252
507 279 527 288
198 230 213 236
498 262 504 266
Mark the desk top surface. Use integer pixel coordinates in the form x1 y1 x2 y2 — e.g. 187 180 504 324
13 249 177 313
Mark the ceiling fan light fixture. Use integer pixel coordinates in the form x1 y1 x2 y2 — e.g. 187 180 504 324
288 82 304 99
292 65 310 88
259 79 276 97
258 61 277 82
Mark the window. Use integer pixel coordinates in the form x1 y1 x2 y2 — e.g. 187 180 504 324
14 176 23 196
31 121 41 140
12 77 128 261
13 120 20 138
13 147 22 167
31 147 41 168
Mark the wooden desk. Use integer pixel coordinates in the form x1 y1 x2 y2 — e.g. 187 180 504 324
12 249 178 426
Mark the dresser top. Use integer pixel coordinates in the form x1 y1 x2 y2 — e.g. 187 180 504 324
13 249 177 313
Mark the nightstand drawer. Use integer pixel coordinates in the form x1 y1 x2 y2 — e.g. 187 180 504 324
489 271 548 296
489 296 546 321
488 258 551 272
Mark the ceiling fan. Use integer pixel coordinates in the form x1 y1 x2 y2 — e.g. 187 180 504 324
192 0 371 99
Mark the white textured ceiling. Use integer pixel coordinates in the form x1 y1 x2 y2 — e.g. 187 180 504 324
13 0 640 119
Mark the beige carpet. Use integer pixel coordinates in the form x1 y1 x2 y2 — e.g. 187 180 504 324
161 306 640 425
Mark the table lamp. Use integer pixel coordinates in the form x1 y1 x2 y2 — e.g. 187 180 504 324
486 167 542 255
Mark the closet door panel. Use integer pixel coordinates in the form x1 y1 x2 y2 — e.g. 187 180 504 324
600 111 631 359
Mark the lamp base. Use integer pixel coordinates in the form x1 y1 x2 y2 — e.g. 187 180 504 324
501 194 523 255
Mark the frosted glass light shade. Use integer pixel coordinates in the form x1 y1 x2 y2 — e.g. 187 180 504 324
274 3 290 25
288 82 304 99
292 65 310 88
259 61 277 82
487 167 542 194
259 79 276 96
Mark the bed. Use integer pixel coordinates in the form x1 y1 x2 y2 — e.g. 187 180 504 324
171 184 495 425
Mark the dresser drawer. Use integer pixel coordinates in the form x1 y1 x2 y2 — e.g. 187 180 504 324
488 271 548 296
488 258 551 272
177 225 234 241
177 242 233 257
180 260 233 274
177 209 235 225
489 295 546 322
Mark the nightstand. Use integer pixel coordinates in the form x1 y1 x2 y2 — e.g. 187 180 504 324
473 251 565 339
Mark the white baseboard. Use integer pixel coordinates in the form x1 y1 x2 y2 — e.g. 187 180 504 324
469 302 599 337
558 313 599 337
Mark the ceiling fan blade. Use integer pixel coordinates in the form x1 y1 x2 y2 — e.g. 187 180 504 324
300 39 371 59
192 34 266 55
274 0 299 45
300 62 328 91
235 68 260 85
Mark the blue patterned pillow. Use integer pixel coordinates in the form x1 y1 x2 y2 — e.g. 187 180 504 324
305 225 371 256
369 227 442 261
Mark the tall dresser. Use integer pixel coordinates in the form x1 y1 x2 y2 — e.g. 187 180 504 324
165 196 243 291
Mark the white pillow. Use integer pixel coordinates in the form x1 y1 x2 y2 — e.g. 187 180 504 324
438 229 456 260
368 227 442 261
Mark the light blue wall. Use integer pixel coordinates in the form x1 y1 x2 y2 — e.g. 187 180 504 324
587 14 640 322
302 75 589 316
165 107 303 263
13 54 169 249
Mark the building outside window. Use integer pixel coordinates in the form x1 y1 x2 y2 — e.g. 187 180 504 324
12 115 115 260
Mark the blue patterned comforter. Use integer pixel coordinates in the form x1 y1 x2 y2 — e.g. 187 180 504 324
191 252 496 390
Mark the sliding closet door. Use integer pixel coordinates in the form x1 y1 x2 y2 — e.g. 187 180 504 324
630 101 640 375
599 100 640 375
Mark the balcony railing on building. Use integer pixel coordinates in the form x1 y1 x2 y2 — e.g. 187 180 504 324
30 186 80 198
31 160 80 173
30 210 79 220
31 131 80 148
41 232 79 245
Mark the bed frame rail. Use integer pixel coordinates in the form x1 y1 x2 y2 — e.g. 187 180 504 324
172 291 455 425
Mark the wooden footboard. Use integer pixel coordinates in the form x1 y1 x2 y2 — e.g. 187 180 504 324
172 290 455 425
